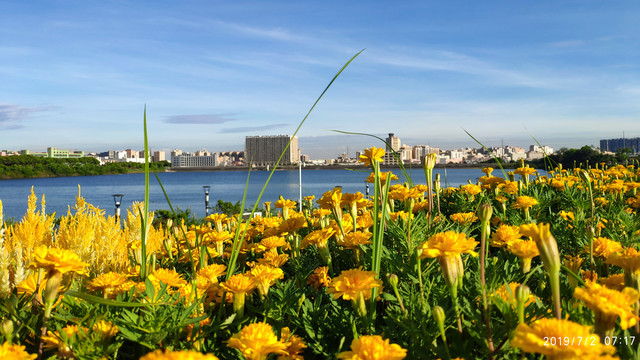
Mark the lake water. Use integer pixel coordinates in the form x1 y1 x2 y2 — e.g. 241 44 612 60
0 168 489 220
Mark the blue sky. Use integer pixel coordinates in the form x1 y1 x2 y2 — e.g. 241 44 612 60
1 1 639 159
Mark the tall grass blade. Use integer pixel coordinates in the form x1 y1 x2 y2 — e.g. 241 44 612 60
140 106 150 280
331 129 414 187
525 127 558 170
463 128 508 179
224 50 364 278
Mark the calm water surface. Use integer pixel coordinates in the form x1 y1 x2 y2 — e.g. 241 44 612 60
0 168 489 220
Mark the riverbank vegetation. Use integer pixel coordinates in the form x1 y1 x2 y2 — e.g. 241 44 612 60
0 155 170 179
1 151 640 359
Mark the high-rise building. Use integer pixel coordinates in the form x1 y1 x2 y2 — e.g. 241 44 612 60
153 151 166 162
382 133 402 165
386 133 401 151
245 135 299 166
600 137 640 154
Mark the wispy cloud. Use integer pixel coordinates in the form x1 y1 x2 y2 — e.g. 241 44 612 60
221 123 289 133
549 40 585 48
0 104 55 129
368 49 557 89
163 114 239 125
214 20 307 42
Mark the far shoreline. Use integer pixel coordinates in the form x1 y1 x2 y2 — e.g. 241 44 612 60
0 162 526 180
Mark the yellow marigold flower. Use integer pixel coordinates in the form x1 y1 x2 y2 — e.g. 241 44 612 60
338 232 372 249
490 224 522 248
220 273 256 296
249 264 284 298
257 236 287 252
594 197 609 206
499 180 519 195
574 282 640 330
204 230 234 246
563 255 584 289
328 268 382 301
92 320 119 339
507 240 539 273
312 208 331 218
16 273 44 297
582 270 598 283
558 210 575 222
42 325 79 358
0 342 36 360
279 327 307 360
519 223 560 274
599 274 626 291
278 216 307 234
550 178 566 191
227 322 288 360
274 197 297 210
389 211 412 222
336 335 407 360
588 237 623 259
255 252 290 268
307 266 331 290
29 246 88 276
359 147 385 167
317 188 343 212
603 179 627 194
418 231 477 289
491 282 535 309
512 318 616 358
511 196 538 210
356 212 375 230
197 264 227 283
140 349 220 360
481 167 494 176
514 166 536 176
206 213 228 225
341 192 368 209
479 176 505 190
460 184 482 197
449 212 478 225
301 227 336 250
418 231 478 259
365 171 398 186
149 268 188 288
86 272 133 298
407 184 429 200
388 184 409 201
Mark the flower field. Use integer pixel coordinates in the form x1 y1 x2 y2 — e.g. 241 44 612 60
1 149 640 359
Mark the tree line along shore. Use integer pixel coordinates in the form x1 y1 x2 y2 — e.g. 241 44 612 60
0 155 170 180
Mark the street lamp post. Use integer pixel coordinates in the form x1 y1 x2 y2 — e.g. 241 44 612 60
203 186 211 217
365 182 370 197
112 194 124 223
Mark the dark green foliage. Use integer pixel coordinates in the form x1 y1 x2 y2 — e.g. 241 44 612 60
0 155 169 179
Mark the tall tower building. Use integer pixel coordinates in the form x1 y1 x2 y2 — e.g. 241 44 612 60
382 133 402 165
386 133 401 151
245 135 299 166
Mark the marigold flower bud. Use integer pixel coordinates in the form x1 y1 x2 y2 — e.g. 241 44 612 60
424 153 437 170
478 203 493 223
432 305 446 328
1 319 13 342
515 284 530 303
388 273 399 289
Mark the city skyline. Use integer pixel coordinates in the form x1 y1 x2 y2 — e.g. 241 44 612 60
2 1 639 159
